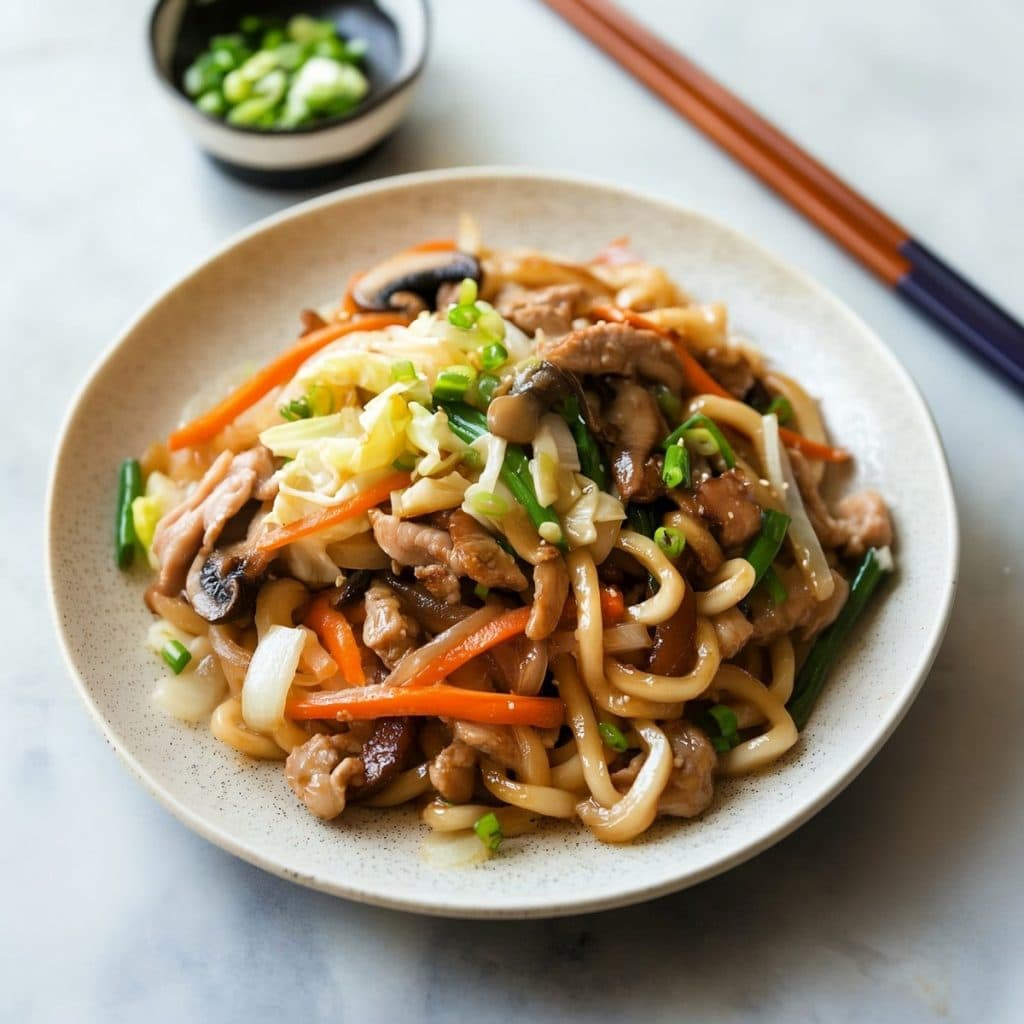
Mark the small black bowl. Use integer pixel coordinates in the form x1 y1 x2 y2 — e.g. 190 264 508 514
149 0 430 187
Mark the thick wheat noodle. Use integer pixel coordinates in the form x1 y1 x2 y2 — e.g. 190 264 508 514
480 760 578 819
695 558 756 616
616 530 685 625
420 800 539 836
730 636 797 729
576 720 674 843
272 719 313 753
255 578 308 639
148 592 209 635
211 696 285 760
549 753 588 791
208 624 252 694
384 603 499 688
662 508 724 569
686 394 769 472
567 549 682 720
513 726 552 786
553 655 622 808
711 665 799 775
604 617 721 703
362 763 433 807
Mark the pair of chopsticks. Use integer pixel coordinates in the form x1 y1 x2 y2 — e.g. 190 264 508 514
541 0 1024 389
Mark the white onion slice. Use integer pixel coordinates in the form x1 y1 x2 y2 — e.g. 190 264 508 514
761 414 834 601
602 622 653 653
241 625 306 734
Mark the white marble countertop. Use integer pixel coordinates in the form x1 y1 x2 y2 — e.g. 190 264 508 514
6 0 1023 1019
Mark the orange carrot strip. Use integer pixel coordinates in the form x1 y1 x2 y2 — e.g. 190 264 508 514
401 607 531 690
777 427 850 463
258 471 411 553
168 312 408 451
304 593 365 686
406 238 457 253
287 683 565 728
338 271 365 317
590 304 850 461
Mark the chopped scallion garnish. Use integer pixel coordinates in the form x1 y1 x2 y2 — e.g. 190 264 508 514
474 372 501 407
662 442 690 489
653 383 682 424
473 583 490 600
280 395 312 421
743 508 791 585
161 639 192 675
764 395 794 424
115 458 143 570
457 277 478 306
598 721 629 753
448 303 481 330
473 811 503 852
468 490 509 518
661 413 736 469
480 342 509 371
706 703 740 753
391 359 416 383
654 525 686 558
433 366 477 402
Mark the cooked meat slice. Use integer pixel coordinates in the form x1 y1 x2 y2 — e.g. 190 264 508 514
649 584 697 675
363 581 421 669
284 733 365 820
428 741 478 803
453 721 519 769
541 321 685 391
700 345 756 398
658 721 716 817
368 510 527 591
789 451 894 558
152 446 275 596
527 557 569 640
352 717 415 798
695 469 762 549
606 380 666 501
750 568 848 644
711 607 753 659
414 564 462 605
367 510 452 567
447 510 528 591
495 283 591 338
834 491 893 558
627 456 667 504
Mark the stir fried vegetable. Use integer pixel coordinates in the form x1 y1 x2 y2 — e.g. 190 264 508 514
115 458 143 569
561 395 608 490
787 548 892 729
287 683 566 728
169 313 407 450
304 593 364 685
744 509 791 584
183 14 369 130
439 400 567 549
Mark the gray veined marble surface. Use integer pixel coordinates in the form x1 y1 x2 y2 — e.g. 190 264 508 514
4 0 1023 1020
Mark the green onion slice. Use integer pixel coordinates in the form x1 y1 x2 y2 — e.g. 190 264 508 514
662 413 736 469
598 721 629 753
391 360 417 383
764 395 794 424
744 509 791 585
654 525 686 558
480 342 509 372
161 639 192 675
473 811 503 852
662 442 690 489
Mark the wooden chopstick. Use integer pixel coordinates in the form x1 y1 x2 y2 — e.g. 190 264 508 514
542 0 1024 388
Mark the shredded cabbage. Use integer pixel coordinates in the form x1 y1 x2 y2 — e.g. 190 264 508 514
395 472 471 518
406 401 469 477
132 472 183 567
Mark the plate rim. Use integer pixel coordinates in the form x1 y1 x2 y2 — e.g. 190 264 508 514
46 166 960 918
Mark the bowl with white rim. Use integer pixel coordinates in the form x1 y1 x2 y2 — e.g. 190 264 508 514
47 167 958 918
148 0 430 187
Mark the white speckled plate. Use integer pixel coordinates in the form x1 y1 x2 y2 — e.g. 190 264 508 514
47 169 958 918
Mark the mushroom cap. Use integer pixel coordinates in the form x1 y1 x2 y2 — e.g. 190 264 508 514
353 248 482 315
188 544 269 624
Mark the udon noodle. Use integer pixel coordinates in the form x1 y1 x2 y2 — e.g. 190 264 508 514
122 225 894 853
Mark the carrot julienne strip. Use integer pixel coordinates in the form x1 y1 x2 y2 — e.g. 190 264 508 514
286 683 565 728
590 304 850 462
258 471 412 553
304 593 365 686
167 312 408 451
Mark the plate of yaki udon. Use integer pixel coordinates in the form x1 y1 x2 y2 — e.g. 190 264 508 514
49 170 957 917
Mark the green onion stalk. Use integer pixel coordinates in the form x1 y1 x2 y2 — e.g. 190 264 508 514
786 548 892 730
115 459 143 569
438 401 567 550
